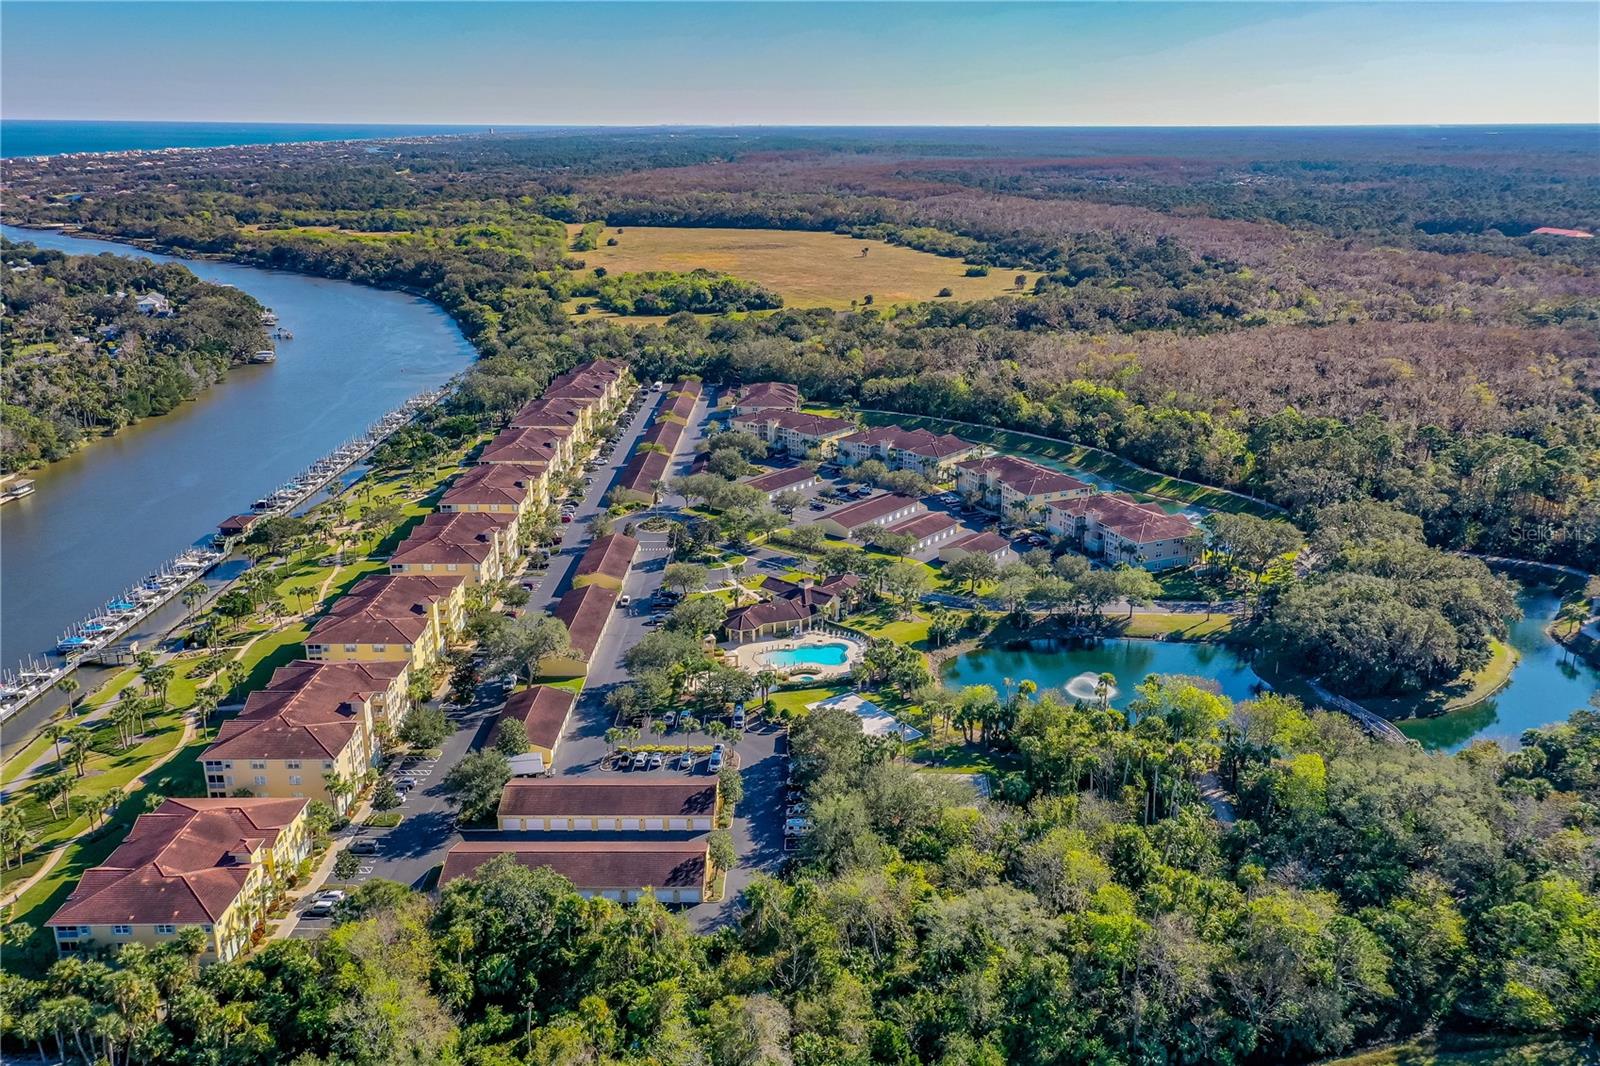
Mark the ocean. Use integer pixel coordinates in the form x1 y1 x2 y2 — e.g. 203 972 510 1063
0 120 508 158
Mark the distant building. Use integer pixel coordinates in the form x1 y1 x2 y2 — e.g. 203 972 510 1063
744 465 820 500
939 530 1017 567
48 798 311 964
572 532 639 590
1045 493 1200 571
877 511 962 553
732 381 801 414
837 426 977 479
134 292 172 316
816 492 925 539
546 583 619 676
955 455 1091 522
731 409 857 459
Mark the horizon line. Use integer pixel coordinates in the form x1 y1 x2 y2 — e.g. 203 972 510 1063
5 117 1598 131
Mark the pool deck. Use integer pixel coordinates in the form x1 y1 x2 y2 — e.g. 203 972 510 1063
727 631 862 681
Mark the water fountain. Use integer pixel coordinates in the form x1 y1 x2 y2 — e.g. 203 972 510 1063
1063 671 1118 703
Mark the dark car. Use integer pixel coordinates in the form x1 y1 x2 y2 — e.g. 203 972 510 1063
348 838 379 855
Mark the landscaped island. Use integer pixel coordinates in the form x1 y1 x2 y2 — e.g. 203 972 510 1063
0 240 270 471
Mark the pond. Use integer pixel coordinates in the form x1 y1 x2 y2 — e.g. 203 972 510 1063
941 636 1269 711
941 583 1596 749
1398 585 1599 752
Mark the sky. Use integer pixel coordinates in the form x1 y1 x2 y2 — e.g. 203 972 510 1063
2 1 1596 127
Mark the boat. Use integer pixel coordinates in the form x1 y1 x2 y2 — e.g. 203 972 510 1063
250 349 277 364
0 478 36 505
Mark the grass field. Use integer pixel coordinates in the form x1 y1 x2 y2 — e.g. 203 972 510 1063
564 225 1038 310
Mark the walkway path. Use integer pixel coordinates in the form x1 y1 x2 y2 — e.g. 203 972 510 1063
0 716 197 908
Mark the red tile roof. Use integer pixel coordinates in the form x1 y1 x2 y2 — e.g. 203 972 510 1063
642 418 685 452
204 660 404 761
843 426 973 459
885 511 960 541
49 798 307 927
309 574 461 647
440 840 707 891
617 449 672 496
510 398 586 430
390 511 508 568
956 455 1089 497
746 466 818 492
500 686 577 751
735 381 800 410
440 463 544 509
1048 493 1197 544
575 532 639 585
553 583 619 660
733 409 857 438
822 492 924 532
725 595 814 633
498 779 718 818
480 425 571 465
946 531 1012 556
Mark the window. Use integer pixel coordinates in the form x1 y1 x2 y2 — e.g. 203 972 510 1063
249 760 266 770
322 761 334 770
286 760 301 769
156 924 176 935
253 776 267 787
343 644 358 652
372 644 386 653
112 925 132 936
288 775 302 786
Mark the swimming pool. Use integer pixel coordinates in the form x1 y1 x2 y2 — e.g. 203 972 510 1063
759 642 852 669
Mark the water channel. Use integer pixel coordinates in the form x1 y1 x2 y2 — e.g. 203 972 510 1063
0 225 476 667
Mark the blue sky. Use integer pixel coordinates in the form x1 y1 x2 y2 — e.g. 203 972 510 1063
3 2 1595 126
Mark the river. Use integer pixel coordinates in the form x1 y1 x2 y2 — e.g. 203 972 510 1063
942 585 1597 750
0 225 475 668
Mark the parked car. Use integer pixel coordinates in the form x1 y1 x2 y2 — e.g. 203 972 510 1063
809 500 827 511
732 709 747 730
660 711 677 729
349 839 379 855
312 889 346 906
784 817 813 836
680 752 697 772
618 594 632 609
707 747 725 773
631 751 649 770
303 900 336 919
648 752 664 770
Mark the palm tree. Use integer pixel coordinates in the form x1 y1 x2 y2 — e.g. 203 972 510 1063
54 676 80 712
194 689 222 739
754 668 781 706
1095 672 1116 711
44 719 69 770
0 805 34 868
66 726 94 777
183 582 209 621
37 774 72 821
95 789 125 828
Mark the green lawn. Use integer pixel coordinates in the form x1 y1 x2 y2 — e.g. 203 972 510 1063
1364 639 1517 719
1113 611 1234 641
1 667 141 787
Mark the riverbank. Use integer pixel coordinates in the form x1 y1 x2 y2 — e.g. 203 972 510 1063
0 225 474 669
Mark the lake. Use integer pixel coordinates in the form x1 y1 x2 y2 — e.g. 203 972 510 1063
0 225 475 667
941 584 1596 749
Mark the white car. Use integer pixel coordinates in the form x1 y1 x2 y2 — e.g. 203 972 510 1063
631 751 650 770
648 752 664 770
784 817 813 836
618 594 632 609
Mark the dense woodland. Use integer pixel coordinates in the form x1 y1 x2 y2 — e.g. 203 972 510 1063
2 689 1596 1064
2 128 1597 1061
0 241 267 471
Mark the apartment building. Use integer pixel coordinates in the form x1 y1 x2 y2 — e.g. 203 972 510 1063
1045 493 1201 571
305 574 465 671
954 455 1092 522
730 409 857 460
837 426 977 479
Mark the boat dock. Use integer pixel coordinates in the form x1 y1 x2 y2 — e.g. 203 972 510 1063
0 380 456 728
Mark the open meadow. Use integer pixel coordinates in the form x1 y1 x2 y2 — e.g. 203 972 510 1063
564 224 1037 310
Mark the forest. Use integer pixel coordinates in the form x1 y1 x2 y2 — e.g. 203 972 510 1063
0 241 267 471
2 689 1595 1065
